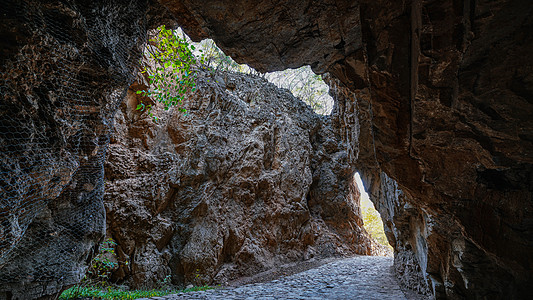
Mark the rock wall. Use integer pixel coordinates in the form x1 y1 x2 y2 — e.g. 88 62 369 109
170 0 533 298
0 1 170 299
103 70 374 288
2 0 532 299
327 1 533 298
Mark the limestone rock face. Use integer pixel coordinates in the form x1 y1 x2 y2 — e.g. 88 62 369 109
0 1 173 298
170 0 533 298
159 0 362 73
104 71 373 288
2 0 532 299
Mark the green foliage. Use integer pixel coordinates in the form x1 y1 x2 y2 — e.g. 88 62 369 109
196 39 257 74
60 238 213 299
361 206 391 248
137 26 332 118
138 25 202 118
355 173 392 250
59 285 212 300
200 40 240 72
192 40 332 114
158 274 172 290
291 72 329 113
85 238 119 287
265 66 333 115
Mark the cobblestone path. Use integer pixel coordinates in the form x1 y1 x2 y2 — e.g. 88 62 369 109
142 256 409 300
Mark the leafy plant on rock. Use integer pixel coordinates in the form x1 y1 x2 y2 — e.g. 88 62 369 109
137 25 203 120
85 238 119 287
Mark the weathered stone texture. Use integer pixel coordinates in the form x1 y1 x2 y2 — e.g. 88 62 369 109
160 0 363 73
103 71 373 288
1 0 532 299
170 0 533 298
0 1 162 298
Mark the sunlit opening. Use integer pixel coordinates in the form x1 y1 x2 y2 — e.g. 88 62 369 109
354 173 393 256
173 28 334 115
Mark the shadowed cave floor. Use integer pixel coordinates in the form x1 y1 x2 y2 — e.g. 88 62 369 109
137 256 429 300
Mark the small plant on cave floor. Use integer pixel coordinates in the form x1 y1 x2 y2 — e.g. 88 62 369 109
137 25 204 121
194 268 202 284
157 274 173 290
84 237 119 287
58 239 215 299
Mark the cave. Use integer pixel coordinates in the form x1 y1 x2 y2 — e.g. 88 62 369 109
1 0 532 299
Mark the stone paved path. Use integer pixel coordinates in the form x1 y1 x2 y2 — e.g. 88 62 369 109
143 256 408 300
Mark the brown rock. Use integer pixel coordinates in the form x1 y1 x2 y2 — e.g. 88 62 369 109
104 70 373 287
161 0 363 73
169 0 533 298
1 0 532 299
0 1 167 298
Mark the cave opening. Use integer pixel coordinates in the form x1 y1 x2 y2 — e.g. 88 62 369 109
2 1 532 299
174 27 335 116
354 172 393 256
0 13 409 297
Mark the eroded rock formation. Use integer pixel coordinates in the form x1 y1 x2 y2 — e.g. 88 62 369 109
103 70 373 287
0 1 166 298
327 2 533 297
170 0 533 298
1 0 532 299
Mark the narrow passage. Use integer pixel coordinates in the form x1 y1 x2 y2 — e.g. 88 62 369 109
146 256 407 300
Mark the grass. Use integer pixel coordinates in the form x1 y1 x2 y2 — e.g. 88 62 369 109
59 285 213 300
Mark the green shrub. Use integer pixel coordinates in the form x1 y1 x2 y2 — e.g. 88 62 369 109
137 25 202 120
361 205 391 248
84 238 119 287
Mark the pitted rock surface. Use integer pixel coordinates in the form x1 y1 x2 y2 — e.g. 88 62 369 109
104 71 379 288
2 0 532 298
145 256 411 300
174 1 533 297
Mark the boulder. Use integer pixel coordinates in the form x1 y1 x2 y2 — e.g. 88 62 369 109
104 70 374 287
